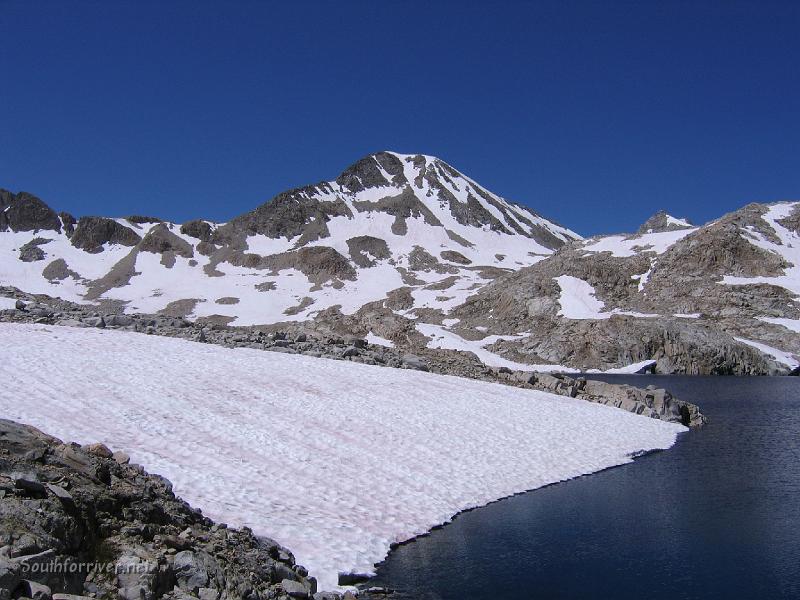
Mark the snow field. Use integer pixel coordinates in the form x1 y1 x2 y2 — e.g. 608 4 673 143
0 324 685 591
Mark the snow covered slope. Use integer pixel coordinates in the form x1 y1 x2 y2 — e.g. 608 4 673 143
3 168 797 375
0 323 685 591
0 153 579 326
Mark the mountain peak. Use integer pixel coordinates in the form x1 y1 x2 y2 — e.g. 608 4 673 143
637 210 694 234
335 151 407 193
0 152 581 327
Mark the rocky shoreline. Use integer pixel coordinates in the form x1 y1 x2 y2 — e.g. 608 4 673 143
0 419 333 600
0 287 704 426
0 412 688 600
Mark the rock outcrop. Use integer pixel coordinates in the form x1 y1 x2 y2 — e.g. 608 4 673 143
637 210 693 234
0 419 320 600
70 218 142 253
519 372 705 426
0 190 62 233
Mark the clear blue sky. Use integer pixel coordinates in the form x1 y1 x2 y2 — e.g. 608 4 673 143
1 1 798 236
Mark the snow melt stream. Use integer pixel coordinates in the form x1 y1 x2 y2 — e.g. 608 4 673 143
0 324 686 592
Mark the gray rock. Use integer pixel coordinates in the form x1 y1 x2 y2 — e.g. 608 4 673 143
197 587 219 600
45 483 74 504
105 314 134 327
19 241 46 262
70 217 141 253
83 442 113 458
113 451 131 465
54 319 85 328
281 579 309 598
81 316 105 328
345 336 368 349
401 354 428 371
0 192 62 233
0 557 21 594
268 346 296 354
139 224 194 259
637 210 693 234
115 554 157 600
337 572 371 586
12 472 46 496
57 213 76 237
16 580 52 600
173 551 209 592
180 220 214 242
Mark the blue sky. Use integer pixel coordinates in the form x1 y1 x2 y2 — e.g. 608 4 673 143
1 1 798 235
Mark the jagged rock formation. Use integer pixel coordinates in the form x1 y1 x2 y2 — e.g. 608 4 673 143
70 217 142 253
0 190 65 234
0 419 322 600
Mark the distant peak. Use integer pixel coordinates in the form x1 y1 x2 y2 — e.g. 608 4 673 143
637 210 693 234
335 151 461 194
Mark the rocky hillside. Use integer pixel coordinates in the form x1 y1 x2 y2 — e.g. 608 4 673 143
0 152 578 327
1 154 798 375
0 419 328 600
453 202 800 374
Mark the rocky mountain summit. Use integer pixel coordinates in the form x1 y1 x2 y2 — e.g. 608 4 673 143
1 153 798 374
636 210 693 234
0 419 334 600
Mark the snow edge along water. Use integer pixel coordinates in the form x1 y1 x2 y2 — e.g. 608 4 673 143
0 323 687 593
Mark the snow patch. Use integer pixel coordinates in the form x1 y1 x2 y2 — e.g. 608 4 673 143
365 332 394 348
582 228 696 258
416 323 542 370
0 297 18 311
590 359 657 374
757 316 800 333
734 336 799 368
555 275 609 319
0 324 685 592
554 276 659 320
665 215 692 228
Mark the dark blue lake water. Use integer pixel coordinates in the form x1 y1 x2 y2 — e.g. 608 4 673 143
367 376 800 600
